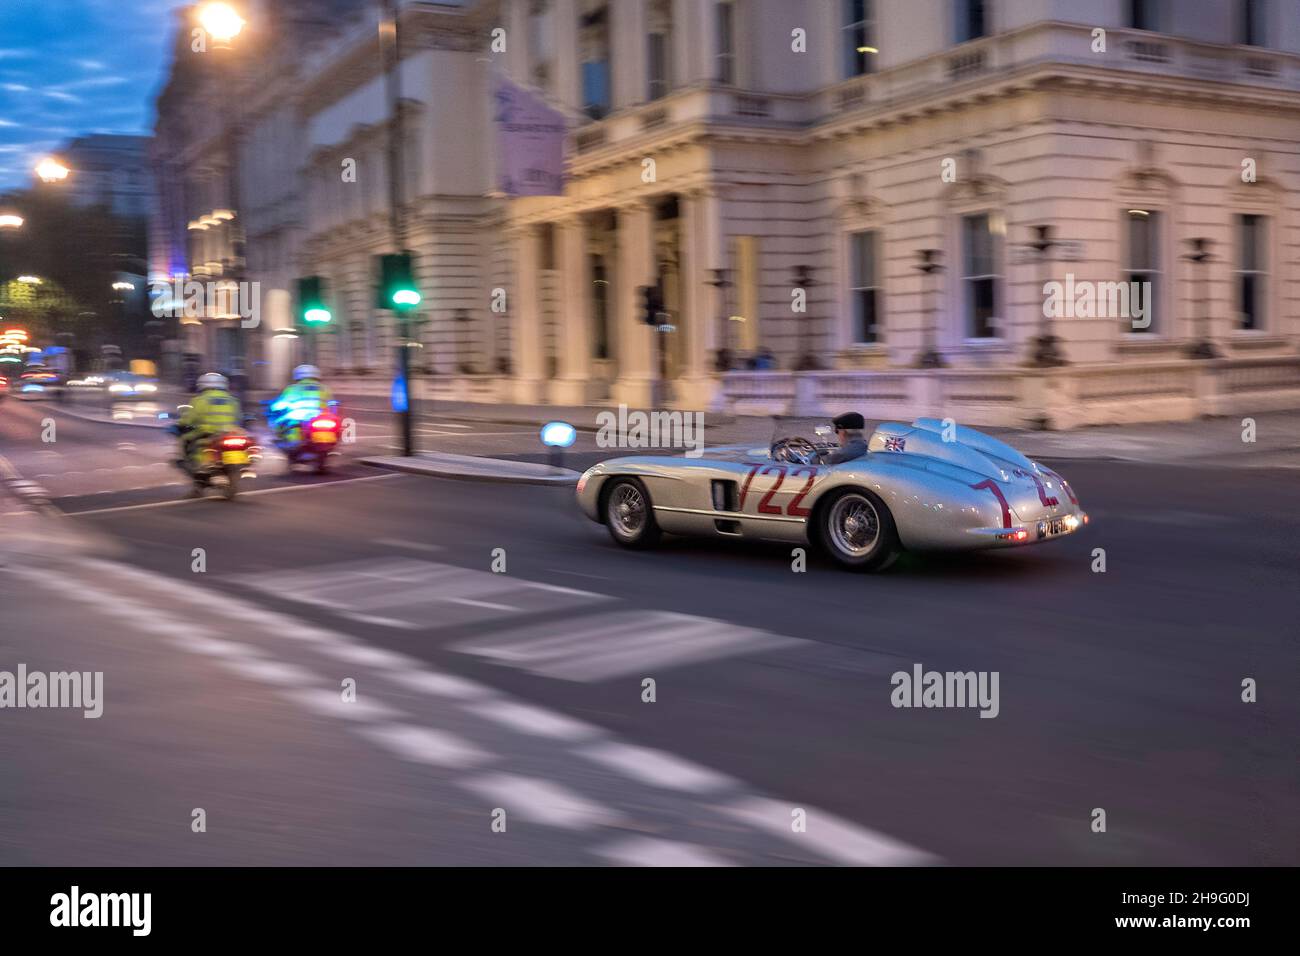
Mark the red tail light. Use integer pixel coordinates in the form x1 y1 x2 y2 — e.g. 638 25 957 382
219 436 250 450
309 416 339 431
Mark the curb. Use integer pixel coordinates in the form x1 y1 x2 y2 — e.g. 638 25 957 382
359 455 580 486
38 401 173 429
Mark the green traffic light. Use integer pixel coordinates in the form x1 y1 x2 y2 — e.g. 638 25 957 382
304 307 331 325
392 289 421 308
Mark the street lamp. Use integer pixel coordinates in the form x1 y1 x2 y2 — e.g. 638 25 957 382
1027 224 1067 367
914 249 945 368
0 214 23 230
35 158 70 184
1184 237 1220 359
17 275 42 285
198 2 245 47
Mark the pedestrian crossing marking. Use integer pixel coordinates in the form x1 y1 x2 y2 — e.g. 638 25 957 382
455 610 802 682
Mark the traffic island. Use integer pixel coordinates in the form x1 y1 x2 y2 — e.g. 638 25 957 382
359 451 581 486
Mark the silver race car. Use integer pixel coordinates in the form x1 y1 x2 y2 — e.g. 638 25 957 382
576 418 1088 571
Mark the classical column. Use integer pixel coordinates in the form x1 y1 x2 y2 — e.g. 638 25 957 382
511 224 546 403
677 189 713 409
613 200 656 407
553 0 582 111
553 215 594 404
676 0 718 85
613 0 649 109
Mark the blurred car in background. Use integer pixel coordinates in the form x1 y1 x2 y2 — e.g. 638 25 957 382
103 370 160 401
18 365 64 400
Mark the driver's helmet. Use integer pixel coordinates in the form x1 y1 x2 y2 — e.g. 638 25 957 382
196 372 228 391
292 364 321 382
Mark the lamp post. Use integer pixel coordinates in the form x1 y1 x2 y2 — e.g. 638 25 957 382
707 267 732 371
914 249 945 368
793 265 820 371
198 3 248 394
1027 224 1067 367
34 158 70 185
1183 238 1219 359
380 0 418 457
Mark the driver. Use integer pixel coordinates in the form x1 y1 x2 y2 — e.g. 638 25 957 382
817 412 869 465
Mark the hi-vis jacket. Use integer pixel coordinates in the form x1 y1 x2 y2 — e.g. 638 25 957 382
180 388 242 436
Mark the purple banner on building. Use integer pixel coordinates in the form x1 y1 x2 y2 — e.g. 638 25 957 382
494 75 567 197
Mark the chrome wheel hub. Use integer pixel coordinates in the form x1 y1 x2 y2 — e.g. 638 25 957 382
829 494 880 558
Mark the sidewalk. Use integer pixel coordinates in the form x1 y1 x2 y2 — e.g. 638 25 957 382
335 396 1297 468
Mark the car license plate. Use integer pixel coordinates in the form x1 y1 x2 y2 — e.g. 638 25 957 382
221 451 249 465
311 431 337 444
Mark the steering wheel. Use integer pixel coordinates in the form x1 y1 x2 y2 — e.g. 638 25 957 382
770 436 819 465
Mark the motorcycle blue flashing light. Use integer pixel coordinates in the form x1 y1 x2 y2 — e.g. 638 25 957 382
541 421 577 448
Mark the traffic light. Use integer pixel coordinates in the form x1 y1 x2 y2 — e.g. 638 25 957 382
640 285 663 326
377 253 421 311
297 276 331 327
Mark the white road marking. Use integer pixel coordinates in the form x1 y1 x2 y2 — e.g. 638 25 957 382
577 742 736 794
458 773 622 829
341 611 419 629
381 669 494 701
219 657 321 686
719 797 935 867
447 596 519 612
279 688 406 722
457 611 801 682
373 537 445 554
353 723 488 768
67 473 404 516
315 642 423 670
169 634 264 659
596 836 734 867
465 700 601 742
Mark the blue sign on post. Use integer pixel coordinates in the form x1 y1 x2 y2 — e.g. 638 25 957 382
391 375 409 413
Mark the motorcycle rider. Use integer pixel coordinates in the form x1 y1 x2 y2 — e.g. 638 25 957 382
177 372 243 477
268 364 334 440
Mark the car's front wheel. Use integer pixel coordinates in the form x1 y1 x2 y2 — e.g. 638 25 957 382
817 488 900 571
603 477 661 549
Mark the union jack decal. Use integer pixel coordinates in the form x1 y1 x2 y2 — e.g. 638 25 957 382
883 436 906 452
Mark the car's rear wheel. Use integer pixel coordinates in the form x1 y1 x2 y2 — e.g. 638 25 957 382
603 477 661 549
818 488 900 571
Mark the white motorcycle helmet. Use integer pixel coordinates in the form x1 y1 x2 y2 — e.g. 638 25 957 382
292 364 321 382
196 372 228 391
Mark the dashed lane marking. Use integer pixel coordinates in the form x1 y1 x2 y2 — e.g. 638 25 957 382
719 797 936 867
458 773 623 830
576 742 737 795
353 724 489 769
596 836 734 867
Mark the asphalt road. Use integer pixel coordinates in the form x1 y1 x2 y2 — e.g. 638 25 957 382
1 395 1295 866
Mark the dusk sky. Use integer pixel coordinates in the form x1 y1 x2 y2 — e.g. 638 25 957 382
0 0 185 190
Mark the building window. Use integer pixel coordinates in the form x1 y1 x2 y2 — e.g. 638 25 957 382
841 0 875 79
591 255 610 359
955 0 987 43
647 0 673 100
529 0 554 92
1128 0 1157 30
849 231 881 343
962 213 1001 338
1124 209 1160 334
1236 214 1266 330
580 2 612 119
716 2 736 85
1241 0 1265 46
